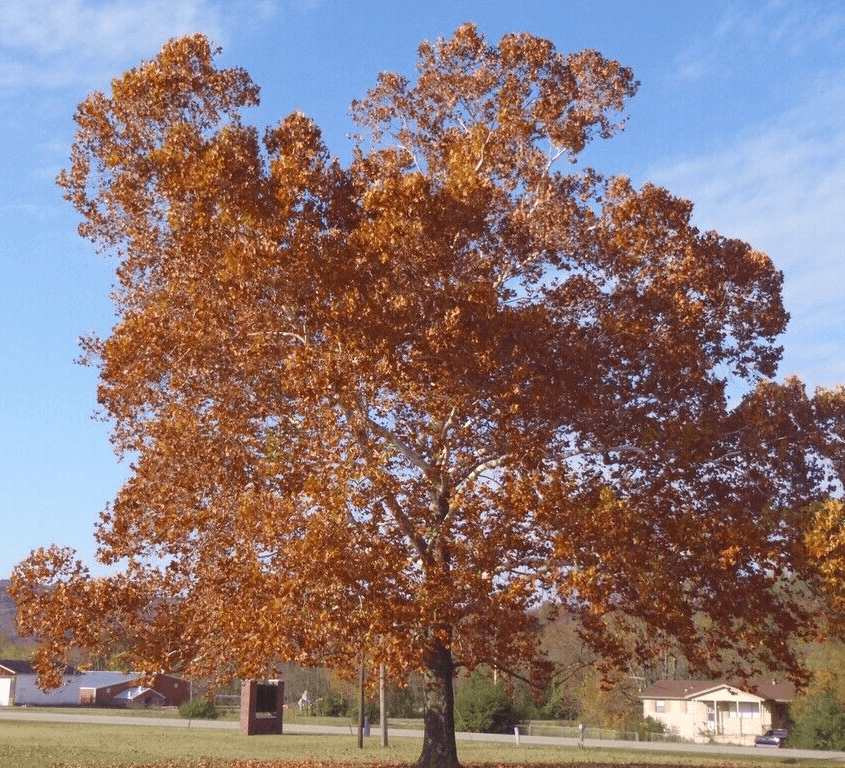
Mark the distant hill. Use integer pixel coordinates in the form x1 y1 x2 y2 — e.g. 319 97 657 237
0 579 19 640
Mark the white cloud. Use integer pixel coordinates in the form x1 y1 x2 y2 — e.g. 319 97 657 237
716 0 845 57
0 0 277 92
1 0 211 55
650 70 845 389
673 0 845 84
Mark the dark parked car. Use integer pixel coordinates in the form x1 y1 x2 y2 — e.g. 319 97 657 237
755 728 788 748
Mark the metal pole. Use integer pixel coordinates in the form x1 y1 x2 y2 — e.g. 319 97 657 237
358 659 365 749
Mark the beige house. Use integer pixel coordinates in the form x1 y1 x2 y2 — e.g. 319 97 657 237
640 679 793 745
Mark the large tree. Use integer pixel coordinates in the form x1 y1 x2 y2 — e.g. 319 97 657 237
12 25 845 767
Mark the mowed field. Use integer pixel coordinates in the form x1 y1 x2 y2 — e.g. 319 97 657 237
0 717 841 768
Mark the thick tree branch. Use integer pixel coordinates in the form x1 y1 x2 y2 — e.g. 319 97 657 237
363 411 435 478
380 493 431 565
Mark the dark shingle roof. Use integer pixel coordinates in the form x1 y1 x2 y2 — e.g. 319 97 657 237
641 680 721 699
0 659 79 676
0 660 34 675
752 679 796 702
641 678 795 702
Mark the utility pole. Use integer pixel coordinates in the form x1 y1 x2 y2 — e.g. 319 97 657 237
357 658 365 749
380 664 388 747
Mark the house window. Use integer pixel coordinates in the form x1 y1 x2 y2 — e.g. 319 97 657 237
655 700 666 712
679 701 687 714
738 702 760 719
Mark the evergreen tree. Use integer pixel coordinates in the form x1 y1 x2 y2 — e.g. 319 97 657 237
455 670 519 734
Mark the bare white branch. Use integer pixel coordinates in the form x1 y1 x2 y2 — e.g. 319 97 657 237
363 412 434 478
459 454 508 486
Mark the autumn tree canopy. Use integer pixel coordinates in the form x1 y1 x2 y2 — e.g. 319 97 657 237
12 24 845 768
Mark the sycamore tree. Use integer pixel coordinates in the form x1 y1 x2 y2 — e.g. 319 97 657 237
11 25 845 767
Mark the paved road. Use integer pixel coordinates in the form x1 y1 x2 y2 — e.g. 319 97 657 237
3 709 845 762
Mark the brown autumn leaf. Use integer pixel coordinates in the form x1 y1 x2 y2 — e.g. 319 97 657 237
12 23 845 768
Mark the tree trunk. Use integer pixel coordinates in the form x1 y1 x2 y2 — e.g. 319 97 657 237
416 642 460 768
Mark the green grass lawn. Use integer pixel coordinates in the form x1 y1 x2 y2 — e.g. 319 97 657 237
13 707 417 728
0 720 410 767
0 718 841 768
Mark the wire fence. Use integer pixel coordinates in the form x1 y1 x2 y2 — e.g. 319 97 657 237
524 722 687 743
213 694 241 713
207 703 689 745
645 731 691 743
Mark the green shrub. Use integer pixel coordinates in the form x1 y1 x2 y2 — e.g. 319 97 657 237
178 698 219 720
387 682 424 718
454 669 520 734
349 699 380 723
637 715 668 739
539 682 580 720
789 688 845 750
317 693 349 717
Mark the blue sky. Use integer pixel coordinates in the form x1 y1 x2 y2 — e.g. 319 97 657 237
1 0 843 580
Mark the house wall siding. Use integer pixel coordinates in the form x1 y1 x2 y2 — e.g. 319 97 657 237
5 670 190 707
643 687 774 744
0 677 13 706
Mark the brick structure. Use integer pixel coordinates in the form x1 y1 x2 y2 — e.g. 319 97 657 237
240 679 284 735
